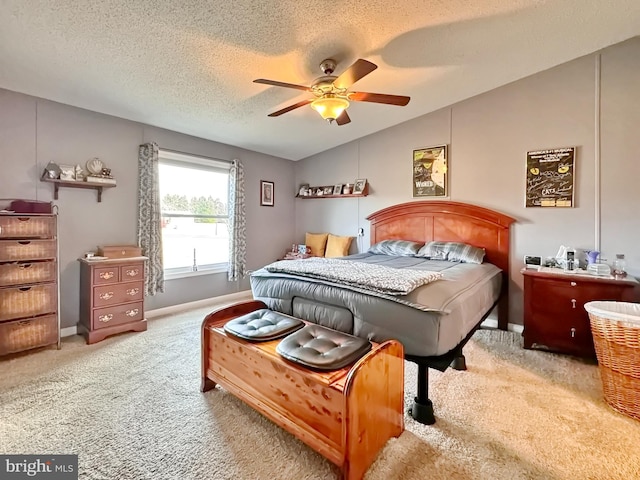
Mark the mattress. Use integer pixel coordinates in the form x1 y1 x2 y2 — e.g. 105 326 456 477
250 253 502 357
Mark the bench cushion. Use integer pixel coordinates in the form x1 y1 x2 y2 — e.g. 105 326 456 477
224 309 304 341
276 324 372 370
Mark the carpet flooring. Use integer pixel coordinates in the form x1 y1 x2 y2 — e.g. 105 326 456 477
2 301 640 479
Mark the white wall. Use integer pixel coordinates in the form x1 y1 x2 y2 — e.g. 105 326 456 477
295 37 640 325
0 92 295 327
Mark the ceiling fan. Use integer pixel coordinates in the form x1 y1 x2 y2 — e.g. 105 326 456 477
254 58 410 126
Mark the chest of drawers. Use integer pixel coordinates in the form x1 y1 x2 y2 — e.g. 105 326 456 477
0 212 60 356
78 257 148 344
522 269 638 357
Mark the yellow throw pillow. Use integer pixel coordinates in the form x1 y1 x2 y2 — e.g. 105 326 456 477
325 234 354 258
305 232 329 257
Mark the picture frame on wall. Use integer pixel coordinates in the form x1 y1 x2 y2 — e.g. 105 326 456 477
353 179 367 194
412 145 447 197
260 180 274 206
525 147 575 207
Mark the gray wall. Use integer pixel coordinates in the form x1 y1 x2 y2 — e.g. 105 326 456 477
295 37 640 326
0 92 295 328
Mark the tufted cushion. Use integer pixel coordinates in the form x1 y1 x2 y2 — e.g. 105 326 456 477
224 309 304 342
276 324 372 370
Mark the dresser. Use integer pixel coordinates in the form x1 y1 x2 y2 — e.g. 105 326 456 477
522 268 639 357
78 257 147 344
0 212 60 356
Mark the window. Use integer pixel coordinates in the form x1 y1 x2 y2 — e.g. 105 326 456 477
158 150 230 277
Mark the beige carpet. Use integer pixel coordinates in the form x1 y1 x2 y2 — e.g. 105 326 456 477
2 302 640 480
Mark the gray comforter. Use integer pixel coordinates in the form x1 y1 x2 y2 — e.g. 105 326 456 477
250 253 502 357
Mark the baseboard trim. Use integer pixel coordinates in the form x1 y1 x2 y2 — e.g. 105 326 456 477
481 319 524 334
61 326 78 338
146 290 253 319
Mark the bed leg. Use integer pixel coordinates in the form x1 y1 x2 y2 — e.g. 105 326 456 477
450 345 467 370
410 363 435 425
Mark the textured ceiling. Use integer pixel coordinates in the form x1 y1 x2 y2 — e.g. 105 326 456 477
1 1 639 161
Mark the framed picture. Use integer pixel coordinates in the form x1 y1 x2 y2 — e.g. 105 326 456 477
525 147 575 207
322 186 333 195
333 184 343 195
59 164 76 181
353 179 367 194
260 180 274 206
298 184 310 196
412 145 447 197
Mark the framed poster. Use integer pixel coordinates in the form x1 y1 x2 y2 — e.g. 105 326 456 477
413 145 447 197
260 180 274 206
526 147 575 207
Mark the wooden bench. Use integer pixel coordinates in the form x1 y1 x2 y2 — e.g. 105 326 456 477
201 300 404 480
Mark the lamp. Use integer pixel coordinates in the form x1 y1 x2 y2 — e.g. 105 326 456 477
311 95 349 122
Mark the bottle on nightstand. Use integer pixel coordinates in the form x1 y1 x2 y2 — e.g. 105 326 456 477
613 254 627 278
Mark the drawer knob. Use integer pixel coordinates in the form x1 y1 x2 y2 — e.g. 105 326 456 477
99 292 114 300
570 327 576 338
126 288 139 296
125 269 139 277
571 299 577 309
18 263 33 269
125 308 139 317
99 314 113 323
570 281 577 287
100 271 115 280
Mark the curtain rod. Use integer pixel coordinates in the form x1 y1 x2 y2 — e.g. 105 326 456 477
158 147 233 165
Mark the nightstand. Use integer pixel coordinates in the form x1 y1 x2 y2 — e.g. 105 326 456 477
521 268 638 357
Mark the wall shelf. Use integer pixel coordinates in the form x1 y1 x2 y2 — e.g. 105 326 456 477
297 183 369 199
296 193 368 199
40 176 116 203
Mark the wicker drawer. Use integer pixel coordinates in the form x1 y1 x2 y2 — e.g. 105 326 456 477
92 302 144 330
0 314 58 355
0 215 56 239
0 261 56 287
0 240 57 262
93 282 143 308
121 263 144 281
0 283 57 322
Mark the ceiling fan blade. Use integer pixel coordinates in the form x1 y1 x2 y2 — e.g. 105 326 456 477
348 91 410 106
336 110 351 126
334 59 377 89
267 99 313 117
254 79 311 92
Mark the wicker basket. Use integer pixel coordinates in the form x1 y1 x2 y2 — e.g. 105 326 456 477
585 301 640 421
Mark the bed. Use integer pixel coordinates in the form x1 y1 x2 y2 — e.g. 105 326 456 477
250 200 515 424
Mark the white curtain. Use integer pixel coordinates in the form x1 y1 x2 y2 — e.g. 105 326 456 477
227 159 246 281
137 143 165 295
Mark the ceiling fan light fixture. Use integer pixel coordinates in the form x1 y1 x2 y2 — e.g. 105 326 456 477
311 96 349 122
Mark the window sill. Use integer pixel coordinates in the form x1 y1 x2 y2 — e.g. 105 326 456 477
164 265 227 280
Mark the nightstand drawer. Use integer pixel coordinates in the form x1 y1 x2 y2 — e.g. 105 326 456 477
120 263 143 281
93 266 119 285
93 282 144 307
92 302 144 330
525 311 594 356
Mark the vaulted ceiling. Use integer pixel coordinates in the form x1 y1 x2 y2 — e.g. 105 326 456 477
1 1 638 160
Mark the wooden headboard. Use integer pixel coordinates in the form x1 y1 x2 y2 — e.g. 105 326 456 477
366 201 516 328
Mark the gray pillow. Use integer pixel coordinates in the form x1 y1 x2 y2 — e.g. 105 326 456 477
368 240 424 256
416 241 485 264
